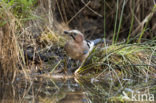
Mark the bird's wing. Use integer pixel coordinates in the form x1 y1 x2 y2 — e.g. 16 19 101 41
86 40 94 51
83 50 88 54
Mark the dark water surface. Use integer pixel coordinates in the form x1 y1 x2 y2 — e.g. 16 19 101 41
0 74 156 103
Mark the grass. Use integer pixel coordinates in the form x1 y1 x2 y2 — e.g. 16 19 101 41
75 42 156 79
126 1 135 44
0 1 156 103
2 0 36 18
0 0 156 84
74 0 156 80
0 2 20 82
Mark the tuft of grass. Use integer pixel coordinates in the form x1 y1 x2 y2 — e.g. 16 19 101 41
0 1 32 83
75 43 156 78
0 2 19 82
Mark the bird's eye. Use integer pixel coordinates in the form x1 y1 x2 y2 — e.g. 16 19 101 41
73 33 77 36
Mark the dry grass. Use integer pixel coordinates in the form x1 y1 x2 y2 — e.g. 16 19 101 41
55 0 156 40
0 4 19 82
0 0 156 82
0 1 156 103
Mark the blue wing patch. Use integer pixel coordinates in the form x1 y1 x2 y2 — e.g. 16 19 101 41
83 50 88 54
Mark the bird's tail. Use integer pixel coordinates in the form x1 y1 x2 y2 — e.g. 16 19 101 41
92 38 104 45
92 38 111 45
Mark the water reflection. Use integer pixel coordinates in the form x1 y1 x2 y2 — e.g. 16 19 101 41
0 76 88 103
0 75 155 103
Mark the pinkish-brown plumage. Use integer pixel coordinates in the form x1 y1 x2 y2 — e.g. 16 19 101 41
64 30 104 62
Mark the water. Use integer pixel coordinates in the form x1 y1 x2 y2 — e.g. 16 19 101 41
0 74 155 103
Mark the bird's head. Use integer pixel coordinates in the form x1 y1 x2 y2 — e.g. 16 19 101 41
64 30 84 43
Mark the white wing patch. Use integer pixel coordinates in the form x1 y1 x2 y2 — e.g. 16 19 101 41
87 41 94 52
89 41 94 52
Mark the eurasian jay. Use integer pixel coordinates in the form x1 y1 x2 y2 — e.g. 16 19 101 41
64 30 106 62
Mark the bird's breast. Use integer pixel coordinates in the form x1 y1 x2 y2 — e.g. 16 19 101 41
64 41 89 60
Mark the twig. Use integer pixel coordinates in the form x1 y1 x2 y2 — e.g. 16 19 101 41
131 5 156 36
67 1 91 24
81 0 103 17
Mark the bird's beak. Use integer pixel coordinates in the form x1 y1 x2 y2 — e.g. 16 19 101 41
64 31 69 34
64 30 75 40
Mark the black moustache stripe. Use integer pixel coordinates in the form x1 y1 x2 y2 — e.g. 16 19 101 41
71 35 75 40
86 40 91 48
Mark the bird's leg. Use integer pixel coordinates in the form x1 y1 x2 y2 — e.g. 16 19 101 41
76 60 81 66
69 59 80 72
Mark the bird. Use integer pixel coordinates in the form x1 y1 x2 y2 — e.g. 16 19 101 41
64 29 107 62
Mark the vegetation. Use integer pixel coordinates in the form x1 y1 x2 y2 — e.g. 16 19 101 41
0 0 155 102
76 43 156 75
